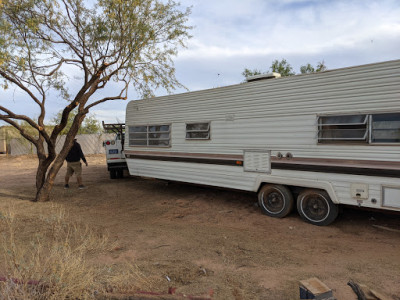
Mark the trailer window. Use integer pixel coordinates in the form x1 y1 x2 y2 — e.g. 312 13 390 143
371 113 400 143
318 115 368 143
186 123 210 140
129 125 170 147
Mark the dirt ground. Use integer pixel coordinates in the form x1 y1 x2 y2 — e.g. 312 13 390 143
1 154 400 299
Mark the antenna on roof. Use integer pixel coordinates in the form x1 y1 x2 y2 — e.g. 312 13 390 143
214 73 222 88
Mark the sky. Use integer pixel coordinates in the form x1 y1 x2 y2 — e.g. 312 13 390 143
1 0 400 125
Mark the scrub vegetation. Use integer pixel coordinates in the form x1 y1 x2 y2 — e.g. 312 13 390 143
1 155 399 299
0 205 150 299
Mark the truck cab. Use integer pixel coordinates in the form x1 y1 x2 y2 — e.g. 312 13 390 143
102 122 128 179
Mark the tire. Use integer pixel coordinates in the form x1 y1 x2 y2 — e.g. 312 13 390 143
110 170 117 179
116 169 123 178
258 184 294 218
297 189 339 226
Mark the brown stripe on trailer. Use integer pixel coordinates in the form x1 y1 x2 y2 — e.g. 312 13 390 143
125 151 400 178
125 150 243 166
271 157 400 178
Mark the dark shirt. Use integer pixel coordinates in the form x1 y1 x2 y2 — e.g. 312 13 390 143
66 141 87 163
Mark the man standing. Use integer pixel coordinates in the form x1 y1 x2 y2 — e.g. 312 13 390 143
65 138 88 189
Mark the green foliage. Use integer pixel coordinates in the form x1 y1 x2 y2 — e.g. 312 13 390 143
300 61 327 74
270 59 295 76
315 61 327 72
241 68 262 78
0 0 191 99
300 63 315 74
51 110 101 135
243 59 327 79
0 0 68 98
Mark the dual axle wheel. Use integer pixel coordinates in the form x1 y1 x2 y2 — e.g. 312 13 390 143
110 169 124 179
258 184 338 226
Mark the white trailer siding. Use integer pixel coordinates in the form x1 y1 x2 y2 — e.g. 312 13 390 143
126 158 399 210
127 160 257 191
125 60 400 213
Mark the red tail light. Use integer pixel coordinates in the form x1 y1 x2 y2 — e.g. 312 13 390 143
106 141 111 145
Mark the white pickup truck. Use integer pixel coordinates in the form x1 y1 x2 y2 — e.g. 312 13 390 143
102 122 128 179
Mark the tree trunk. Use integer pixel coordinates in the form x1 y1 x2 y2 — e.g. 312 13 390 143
36 151 51 190
35 158 55 202
33 137 57 202
35 164 51 201
35 180 53 202
34 114 85 202
35 152 69 202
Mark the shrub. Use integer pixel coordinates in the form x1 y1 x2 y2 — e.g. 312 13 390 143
0 205 149 299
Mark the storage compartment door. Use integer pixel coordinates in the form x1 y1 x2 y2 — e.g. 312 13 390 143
382 186 400 209
243 150 271 173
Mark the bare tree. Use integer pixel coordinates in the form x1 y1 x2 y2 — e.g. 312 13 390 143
0 0 191 201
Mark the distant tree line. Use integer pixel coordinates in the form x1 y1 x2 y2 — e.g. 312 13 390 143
242 59 327 78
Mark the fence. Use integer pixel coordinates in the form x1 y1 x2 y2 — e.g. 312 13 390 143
0 134 115 156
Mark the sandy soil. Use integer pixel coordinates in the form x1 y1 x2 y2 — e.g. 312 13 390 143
0 154 400 299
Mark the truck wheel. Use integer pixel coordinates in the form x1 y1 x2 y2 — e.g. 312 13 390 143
116 169 123 178
258 184 294 218
297 189 338 226
110 170 117 179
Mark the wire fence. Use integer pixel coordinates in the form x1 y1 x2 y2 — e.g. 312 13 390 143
0 134 115 156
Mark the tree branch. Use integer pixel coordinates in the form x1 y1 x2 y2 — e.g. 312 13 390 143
85 95 126 111
0 70 43 107
61 0 90 84
31 58 65 77
0 116 38 146
0 106 50 140
50 62 109 140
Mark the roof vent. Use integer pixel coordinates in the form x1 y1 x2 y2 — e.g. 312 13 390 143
246 72 281 82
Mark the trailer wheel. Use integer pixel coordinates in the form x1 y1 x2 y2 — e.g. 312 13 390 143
258 184 294 218
110 170 117 179
297 189 338 226
116 169 123 178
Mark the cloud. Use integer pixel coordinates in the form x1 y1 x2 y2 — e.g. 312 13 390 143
170 0 400 93
177 0 400 62
90 109 126 124
2 0 399 125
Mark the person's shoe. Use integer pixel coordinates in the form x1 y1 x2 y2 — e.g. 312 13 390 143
64 184 70 189
78 185 86 190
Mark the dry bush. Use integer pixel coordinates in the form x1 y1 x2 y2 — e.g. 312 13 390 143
102 262 152 295
0 205 149 300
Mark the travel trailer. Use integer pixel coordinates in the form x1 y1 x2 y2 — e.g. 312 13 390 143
123 60 400 226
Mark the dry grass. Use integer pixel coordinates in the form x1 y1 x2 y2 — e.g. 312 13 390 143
0 204 150 300
2 155 400 299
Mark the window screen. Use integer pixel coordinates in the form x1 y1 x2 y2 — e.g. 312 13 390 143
371 113 400 143
129 125 170 147
318 115 368 143
186 123 210 140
